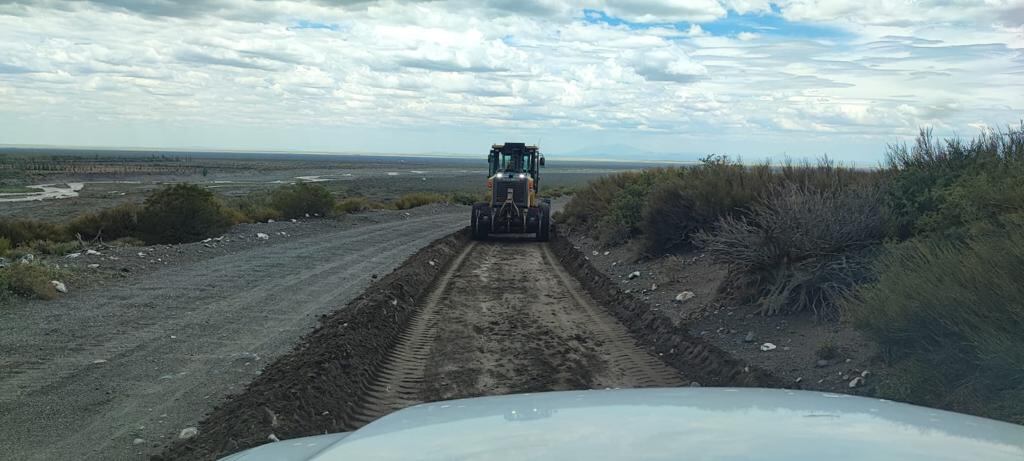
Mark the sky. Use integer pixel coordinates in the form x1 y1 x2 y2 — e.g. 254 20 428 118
0 1 1022 163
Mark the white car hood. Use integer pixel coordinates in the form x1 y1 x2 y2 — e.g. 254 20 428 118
221 388 1024 461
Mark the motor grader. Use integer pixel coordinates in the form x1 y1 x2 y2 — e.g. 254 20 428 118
471 142 551 241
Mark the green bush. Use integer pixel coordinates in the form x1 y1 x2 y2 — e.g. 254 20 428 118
561 169 673 245
883 124 1024 239
137 184 234 244
0 219 68 246
562 156 877 253
0 263 58 300
847 230 1024 423
269 183 335 219
66 203 141 242
392 192 447 210
695 183 884 318
224 190 281 223
0 237 10 256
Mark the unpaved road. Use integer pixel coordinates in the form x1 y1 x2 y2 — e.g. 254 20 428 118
0 207 467 461
348 240 685 425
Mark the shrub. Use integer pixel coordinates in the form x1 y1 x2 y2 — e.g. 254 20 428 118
561 169 672 245
448 192 483 206
137 184 234 244
28 240 81 256
335 197 379 214
0 219 68 246
66 203 141 242
224 191 281 223
0 263 58 300
847 231 1024 423
269 183 335 218
0 237 10 256
695 182 884 318
883 124 1024 239
816 341 840 360
392 192 447 210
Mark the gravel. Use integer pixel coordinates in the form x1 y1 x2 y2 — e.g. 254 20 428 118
0 204 468 461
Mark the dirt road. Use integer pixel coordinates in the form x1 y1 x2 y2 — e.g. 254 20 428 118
347 240 685 426
0 207 468 461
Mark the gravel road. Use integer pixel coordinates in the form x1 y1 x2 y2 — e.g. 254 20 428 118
0 205 468 461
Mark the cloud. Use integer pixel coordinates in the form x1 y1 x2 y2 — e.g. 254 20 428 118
0 0 1021 160
628 47 707 82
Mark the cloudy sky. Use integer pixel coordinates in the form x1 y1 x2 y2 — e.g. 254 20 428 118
0 0 1022 162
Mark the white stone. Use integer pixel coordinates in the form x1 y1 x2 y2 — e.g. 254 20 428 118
178 427 198 439
674 291 695 303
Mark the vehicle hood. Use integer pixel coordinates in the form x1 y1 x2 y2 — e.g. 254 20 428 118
220 388 1024 461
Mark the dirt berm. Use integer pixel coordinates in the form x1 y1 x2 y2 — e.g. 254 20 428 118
156 229 471 460
548 232 782 388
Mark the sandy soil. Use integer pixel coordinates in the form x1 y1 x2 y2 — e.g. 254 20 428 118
0 204 468 461
563 232 885 395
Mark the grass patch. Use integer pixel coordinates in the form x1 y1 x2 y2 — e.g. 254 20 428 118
0 219 68 246
391 192 447 210
335 197 379 214
0 263 60 301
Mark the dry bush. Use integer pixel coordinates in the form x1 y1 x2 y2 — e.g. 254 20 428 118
392 192 447 210
66 203 141 242
0 219 68 246
0 263 58 300
695 182 884 318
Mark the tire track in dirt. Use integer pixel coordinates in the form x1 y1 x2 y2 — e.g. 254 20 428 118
346 241 477 426
418 240 685 404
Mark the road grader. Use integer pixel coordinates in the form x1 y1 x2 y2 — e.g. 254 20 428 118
471 142 551 241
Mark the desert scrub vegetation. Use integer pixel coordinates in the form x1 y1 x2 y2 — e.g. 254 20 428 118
137 184 235 244
391 192 448 210
1 181 462 252
560 155 876 252
695 182 885 319
0 263 63 301
847 231 1024 423
564 122 1024 423
269 183 335 218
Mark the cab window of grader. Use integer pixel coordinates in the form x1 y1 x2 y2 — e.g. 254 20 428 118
500 152 528 173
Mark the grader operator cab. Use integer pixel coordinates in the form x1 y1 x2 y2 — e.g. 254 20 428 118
471 142 551 241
